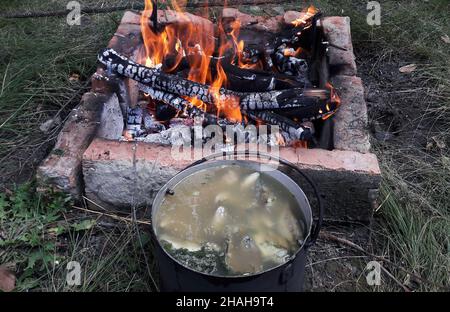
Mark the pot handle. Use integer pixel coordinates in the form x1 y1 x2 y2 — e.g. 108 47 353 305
183 150 323 249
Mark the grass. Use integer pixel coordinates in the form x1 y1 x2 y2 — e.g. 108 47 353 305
0 0 449 291
270 0 449 291
353 1 449 291
0 183 158 291
0 3 121 185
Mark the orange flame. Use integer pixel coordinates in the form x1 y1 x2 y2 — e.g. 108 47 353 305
140 0 186 70
210 33 242 122
283 47 303 57
141 0 219 112
229 20 262 70
291 5 318 28
322 82 341 120
139 1 319 126
141 0 161 66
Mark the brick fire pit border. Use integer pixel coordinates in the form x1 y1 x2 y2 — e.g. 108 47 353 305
37 10 381 223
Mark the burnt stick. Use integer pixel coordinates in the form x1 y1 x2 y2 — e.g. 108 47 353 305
276 104 337 122
245 110 313 141
275 92 340 122
219 60 305 91
138 83 234 127
98 48 333 114
165 54 304 92
273 11 322 48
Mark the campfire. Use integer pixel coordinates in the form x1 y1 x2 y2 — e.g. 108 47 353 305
97 0 341 148
38 1 380 225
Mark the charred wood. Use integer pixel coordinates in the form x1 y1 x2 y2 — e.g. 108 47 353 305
274 93 339 122
317 118 334 150
138 83 233 127
245 110 313 141
221 60 307 91
155 103 177 121
274 11 321 48
274 44 309 79
98 49 335 115
165 54 303 92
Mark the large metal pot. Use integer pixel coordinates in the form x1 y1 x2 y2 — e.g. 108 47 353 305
151 151 323 292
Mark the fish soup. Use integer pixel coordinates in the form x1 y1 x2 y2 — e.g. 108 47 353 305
154 164 306 276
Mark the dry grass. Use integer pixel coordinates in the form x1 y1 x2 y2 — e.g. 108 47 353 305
0 5 120 186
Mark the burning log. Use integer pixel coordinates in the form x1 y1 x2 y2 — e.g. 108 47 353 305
215 61 278 92
140 82 313 142
98 48 337 115
274 44 309 78
245 110 313 141
212 57 306 92
164 54 304 92
138 83 234 127
275 7 322 48
275 94 340 122
126 106 144 137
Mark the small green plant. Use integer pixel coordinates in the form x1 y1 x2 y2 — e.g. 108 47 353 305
0 183 72 290
0 183 157 292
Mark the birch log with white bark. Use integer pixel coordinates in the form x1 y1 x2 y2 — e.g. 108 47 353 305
98 48 332 114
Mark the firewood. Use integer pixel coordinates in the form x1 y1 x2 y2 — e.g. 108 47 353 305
140 81 314 142
164 54 304 92
274 96 339 122
138 84 234 127
273 45 309 77
98 48 336 116
213 58 306 92
245 110 313 141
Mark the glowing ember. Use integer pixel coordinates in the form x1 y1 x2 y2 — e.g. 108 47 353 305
283 47 303 58
291 5 319 28
228 20 262 70
322 82 341 120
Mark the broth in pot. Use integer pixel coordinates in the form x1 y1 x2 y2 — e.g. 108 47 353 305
154 164 305 276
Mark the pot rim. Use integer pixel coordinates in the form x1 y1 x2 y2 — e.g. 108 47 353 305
151 159 313 279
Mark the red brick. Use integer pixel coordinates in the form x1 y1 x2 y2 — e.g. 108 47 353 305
222 8 258 26
84 138 134 162
121 11 141 25
296 148 379 174
283 10 302 25
222 8 283 33
37 93 108 198
321 16 357 76
81 139 380 222
331 75 371 153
